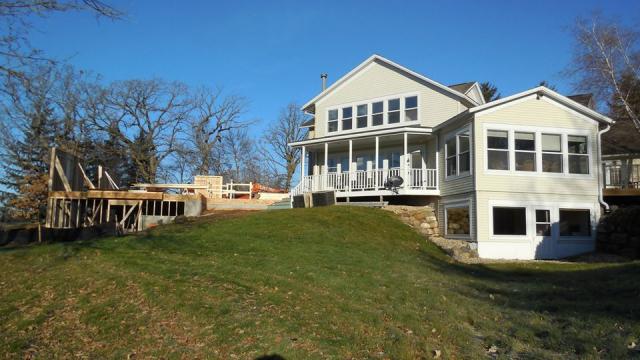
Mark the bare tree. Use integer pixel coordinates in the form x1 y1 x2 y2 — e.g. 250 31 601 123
567 15 640 133
186 88 250 176
262 102 309 191
88 79 192 184
0 0 123 81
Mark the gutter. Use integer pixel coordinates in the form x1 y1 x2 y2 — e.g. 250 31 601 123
597 124 612 213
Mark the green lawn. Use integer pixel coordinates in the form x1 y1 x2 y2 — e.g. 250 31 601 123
1 207 639 359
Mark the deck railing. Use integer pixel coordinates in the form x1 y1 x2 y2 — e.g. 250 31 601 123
291 168 438 196
604 164 640 189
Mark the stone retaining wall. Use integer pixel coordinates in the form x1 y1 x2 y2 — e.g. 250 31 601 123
597 206 640 259
383 205 440 236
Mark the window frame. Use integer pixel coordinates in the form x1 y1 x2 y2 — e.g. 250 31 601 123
324 92 419 135
559 208 592 238
487 130 510 171
483 124 592 178
541 133 563 173
444 125 473 180
514 131 536 172
443 198 472 239
341 106 353 131
491 206 528 237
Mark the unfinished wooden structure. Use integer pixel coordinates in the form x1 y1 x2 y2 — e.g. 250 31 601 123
45 148 204 233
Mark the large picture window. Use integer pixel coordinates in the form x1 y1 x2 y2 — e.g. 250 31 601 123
493 207 527 235
559 209 591 237
446 205 470 236
487 130 509 170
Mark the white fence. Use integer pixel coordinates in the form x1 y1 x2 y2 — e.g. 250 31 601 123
291 168 437 196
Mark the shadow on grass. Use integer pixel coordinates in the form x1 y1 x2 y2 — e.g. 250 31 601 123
255 355 286 360
418 249 640 356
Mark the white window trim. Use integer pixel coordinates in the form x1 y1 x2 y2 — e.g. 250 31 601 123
444 125 473 181
325 92 420 135
443 198 472 239
487 199 597 243
482 124 594 179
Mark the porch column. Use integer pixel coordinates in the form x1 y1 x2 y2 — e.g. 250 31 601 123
301 146 306 187
324 142 329 190
403 133 408 187
348 139 353 192
375 136 379 189
435 135 439 190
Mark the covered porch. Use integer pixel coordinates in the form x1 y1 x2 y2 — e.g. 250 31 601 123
290 128 439 197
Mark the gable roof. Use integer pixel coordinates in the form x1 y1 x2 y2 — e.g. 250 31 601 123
448 82 476 93
567 93 595 109
468 86 614 124
302 55 479 113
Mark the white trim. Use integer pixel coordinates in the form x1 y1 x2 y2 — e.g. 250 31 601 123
325 92 421 135
487 199 597 243
289 126 432 147
482 123 595 179
463 82 486 105
443 198 472 240
470 86 614 124
302 54 478 112
444 124 472 181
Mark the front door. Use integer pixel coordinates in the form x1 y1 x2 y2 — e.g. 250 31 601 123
532 208 555 259
409 150 424 188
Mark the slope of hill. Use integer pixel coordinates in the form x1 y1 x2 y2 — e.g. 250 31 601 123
1 207 638 359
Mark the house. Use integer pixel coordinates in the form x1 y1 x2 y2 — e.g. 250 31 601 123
600 112 640 199
289 55 614 260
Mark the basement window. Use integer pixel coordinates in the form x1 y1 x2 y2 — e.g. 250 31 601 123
492 207 526 235
559 209 591 237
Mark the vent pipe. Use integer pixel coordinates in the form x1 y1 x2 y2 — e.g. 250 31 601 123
320 73 328 90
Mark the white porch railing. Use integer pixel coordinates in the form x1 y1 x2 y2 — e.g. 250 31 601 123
291 168 438 196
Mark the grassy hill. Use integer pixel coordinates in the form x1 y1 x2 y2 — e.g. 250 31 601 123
1 207 639 359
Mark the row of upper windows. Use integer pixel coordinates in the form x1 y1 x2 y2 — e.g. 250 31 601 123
327 95 418 133
486 130 589 175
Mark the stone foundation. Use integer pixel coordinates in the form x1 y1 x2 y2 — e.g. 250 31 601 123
383 205 440 236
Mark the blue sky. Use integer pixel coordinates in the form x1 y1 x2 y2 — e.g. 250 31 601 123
29 0 640 132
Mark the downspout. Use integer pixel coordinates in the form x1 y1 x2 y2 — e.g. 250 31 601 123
597 124 612 212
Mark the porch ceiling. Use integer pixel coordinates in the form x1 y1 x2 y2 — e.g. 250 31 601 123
290 126 432 149
300 131 432 152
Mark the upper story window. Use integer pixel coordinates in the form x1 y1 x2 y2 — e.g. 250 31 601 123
568 136 589 174
446 129 471 178
405 96 418 121
326 93 418 134
487 130 509 170
541 134 562 173
485 127 590 176
372 101 384 126
342 107 353 131
515 132 536 172
357 104 368 128
328 109 338 132
387 98 400 124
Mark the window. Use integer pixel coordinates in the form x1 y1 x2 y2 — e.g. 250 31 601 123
542 134 562 173
487 130 509 170
388 98 400 124
493 207 527 235
328 109 338 132
446 137 457 176
327 158 337 173
340 156 350 172
559 209 591 237
515 132 536 171
446 206 470 236
405 96 418 121
356 104 368 128
459 134 470 173
535 209 551 236
342 107 352 131
372 101 384 126
356 154 372 171
378 152 400 169
568 135 589 174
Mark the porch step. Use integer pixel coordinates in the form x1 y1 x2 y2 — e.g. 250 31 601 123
336 201 388 208
267 199 292 210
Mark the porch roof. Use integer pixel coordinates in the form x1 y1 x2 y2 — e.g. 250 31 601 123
289 126 432 148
